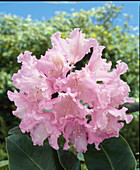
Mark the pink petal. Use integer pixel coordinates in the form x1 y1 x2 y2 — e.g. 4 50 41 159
62 117 88 153
66 28 98 64
30 121 49 146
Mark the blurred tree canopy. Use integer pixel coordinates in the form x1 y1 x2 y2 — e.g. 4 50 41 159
0 3 139 160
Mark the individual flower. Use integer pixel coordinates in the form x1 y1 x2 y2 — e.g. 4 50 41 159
54 68 100 108
61 116 91 153
51 28 98 65
36 47 71 80
88 107 133 150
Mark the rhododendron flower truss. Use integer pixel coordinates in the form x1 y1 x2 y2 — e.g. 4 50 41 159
7 28 134 153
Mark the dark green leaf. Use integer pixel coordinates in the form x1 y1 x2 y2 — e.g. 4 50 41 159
0 160 9 170
57 147 81 170
6 134 63 170
8 126 22 135
84 135 137 170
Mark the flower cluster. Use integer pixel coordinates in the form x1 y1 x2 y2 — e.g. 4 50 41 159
8 28 134 153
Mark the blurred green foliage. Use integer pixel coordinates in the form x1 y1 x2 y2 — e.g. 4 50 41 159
120 111 139 161
0 3 139 161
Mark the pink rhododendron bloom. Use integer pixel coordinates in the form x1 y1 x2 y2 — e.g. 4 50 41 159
51 28 98 65
52 88 92 122
36 47 71 80
62 117 91 152
7 28 134 153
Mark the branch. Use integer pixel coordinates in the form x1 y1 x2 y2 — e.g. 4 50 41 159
119 102 139 113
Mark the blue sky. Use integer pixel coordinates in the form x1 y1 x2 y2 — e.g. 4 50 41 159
0 1 139 34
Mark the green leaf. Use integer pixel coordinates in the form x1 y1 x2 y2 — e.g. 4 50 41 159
8 126 22 135
84 135 137 170
57 147 81 170
6 134 63 170
0 160 9 170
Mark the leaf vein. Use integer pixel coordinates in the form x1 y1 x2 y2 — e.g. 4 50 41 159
8 137 43 170
100 144 114 170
